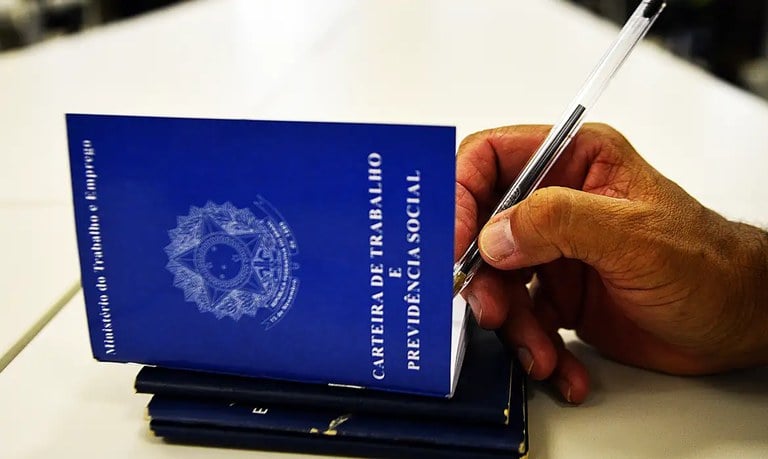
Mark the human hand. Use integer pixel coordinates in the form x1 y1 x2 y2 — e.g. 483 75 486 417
455 124 768 404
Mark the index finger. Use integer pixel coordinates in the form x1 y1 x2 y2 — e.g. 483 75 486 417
455 125 550 259
454 124 603 259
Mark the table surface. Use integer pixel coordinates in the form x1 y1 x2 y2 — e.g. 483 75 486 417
0 205 79 368
1 0 767 458
0 0 353 364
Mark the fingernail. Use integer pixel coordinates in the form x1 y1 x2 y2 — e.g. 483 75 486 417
517 347 534 375
556 378 573 404
479 220 515 261
467 294 483 324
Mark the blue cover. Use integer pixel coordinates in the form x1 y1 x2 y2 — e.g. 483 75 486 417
135 321 514 425
66 114 457 396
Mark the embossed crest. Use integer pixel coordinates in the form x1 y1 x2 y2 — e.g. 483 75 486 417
165 199 299 328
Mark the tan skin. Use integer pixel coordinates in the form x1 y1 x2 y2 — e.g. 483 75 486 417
455 123 768 404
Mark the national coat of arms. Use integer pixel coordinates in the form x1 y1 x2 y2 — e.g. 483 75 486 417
165 199 299 328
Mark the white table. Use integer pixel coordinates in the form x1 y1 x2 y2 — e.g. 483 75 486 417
258 0 768 225
2 0 768 458
3 293 766 459
0 0 355 204
0 205 79 369
0 0 353 361
0 292 310 459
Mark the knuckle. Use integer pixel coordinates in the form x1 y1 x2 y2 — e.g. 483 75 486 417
532 188 574 225
455 205 476 239
525 189 572 237
455 205 477 238
454 184 478 234
456 154 495 196
583 122 636 159
517 197 547 247
525 188 581 259
458 125 548 156
584 122 620 138
457 129 491 156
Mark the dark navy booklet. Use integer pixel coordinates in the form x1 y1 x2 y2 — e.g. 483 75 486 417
67 114 466 397
142 322 528 458
150 421 526 459
148 394 527 459
136 322 515 425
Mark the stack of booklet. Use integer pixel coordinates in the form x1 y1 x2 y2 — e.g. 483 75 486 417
136 321 527 458
66 114 528 457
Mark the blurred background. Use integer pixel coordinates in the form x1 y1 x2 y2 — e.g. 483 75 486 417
1 0 767 100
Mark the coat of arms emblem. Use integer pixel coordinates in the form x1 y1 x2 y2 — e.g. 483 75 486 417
165 199 299 328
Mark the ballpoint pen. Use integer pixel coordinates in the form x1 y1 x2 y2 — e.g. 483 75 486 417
453 0 666 297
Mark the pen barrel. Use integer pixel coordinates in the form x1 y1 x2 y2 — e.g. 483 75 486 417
572 0 665 110
493 104 586 215
453 1 665 298
492 0 666 214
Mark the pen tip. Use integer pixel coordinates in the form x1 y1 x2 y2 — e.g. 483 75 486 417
453 271 467 297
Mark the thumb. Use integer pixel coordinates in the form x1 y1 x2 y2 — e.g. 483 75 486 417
478 186 636 272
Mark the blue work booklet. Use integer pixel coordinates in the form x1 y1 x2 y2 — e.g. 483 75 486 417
135 319 515 426
66 114 467 397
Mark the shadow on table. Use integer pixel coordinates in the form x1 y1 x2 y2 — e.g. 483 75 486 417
527 340 768 459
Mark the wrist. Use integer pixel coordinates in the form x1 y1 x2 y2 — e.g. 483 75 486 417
724 222 768 370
